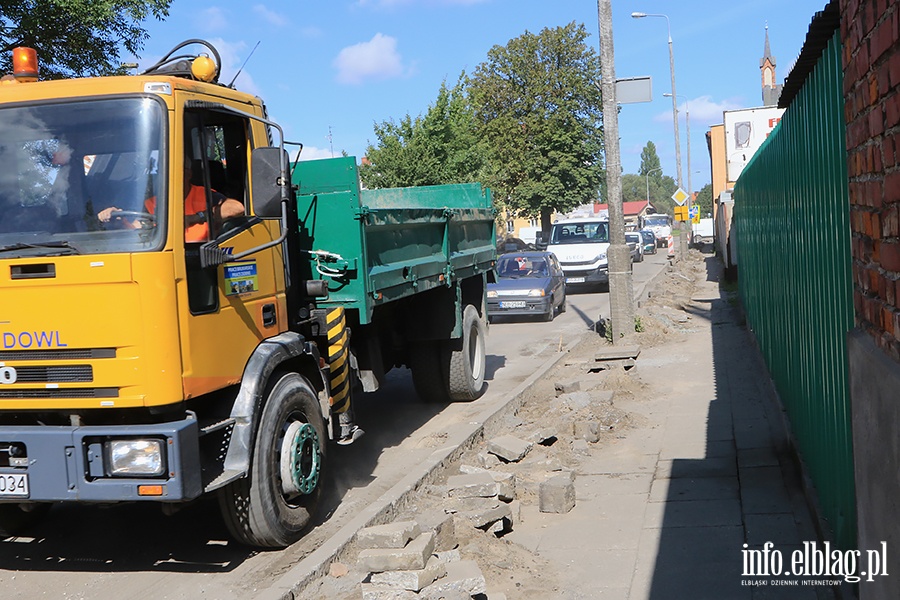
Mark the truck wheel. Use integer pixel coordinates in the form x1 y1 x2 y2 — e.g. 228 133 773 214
0 503 50 537
410 341 451 403
447 305 487 401
219 372 326 548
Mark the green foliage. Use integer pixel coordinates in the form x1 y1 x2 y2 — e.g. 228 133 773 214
360 76 486 189
0 1 172 79
469 22 604 230
639 142 662 176
636 141 676 215
694 183 713 217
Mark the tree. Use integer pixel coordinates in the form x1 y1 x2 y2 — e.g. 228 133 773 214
0 1 172 80
360 76 486 189
637 141 676 215
694 183 713 217
469 22 604 232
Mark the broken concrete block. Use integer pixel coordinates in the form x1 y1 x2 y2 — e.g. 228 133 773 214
590 358 636 371
432 549 461 564
486 435 532 462
573 421 601 443
419 560 487 599
476 451 501 469
558 391 593 411
447 472 499 498
458 464 490 475
358 531 436 573
414 508 456 553
447 496 500 514
593 390 615 405
539 471 576 514
528 428 559 446
491 471 516 501
595 344 640 360
508 499 522 526
463 502 511 529
488 516 512 535
554 378 581 395
357 520 421 550
360 583 419 600
572 439 591 456
369 555 447 592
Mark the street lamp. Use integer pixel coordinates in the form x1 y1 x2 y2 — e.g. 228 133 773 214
632 12 683 192
645 166 663 206
664 93 691 202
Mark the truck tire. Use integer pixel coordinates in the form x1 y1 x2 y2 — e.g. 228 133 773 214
410 341 451 403
411 304 487 403
447 304 487 401
219 372 326 548
0 502 50 537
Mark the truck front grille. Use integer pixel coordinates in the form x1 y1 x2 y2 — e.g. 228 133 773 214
0 388 118 399
11 365 93 383
0 348 116 361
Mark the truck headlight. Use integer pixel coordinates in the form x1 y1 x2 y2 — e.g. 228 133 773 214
108 439 165 476
594 253 607 263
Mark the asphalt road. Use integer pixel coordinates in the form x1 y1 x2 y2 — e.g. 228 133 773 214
0 251 669 600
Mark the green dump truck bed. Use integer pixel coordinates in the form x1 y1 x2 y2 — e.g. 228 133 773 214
292 157 496 324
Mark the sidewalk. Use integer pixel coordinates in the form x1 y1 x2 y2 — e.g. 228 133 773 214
505 255 837 599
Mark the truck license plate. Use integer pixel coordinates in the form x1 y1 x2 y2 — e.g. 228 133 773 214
500 301 526 309
0 473 29 497
566 277 585 284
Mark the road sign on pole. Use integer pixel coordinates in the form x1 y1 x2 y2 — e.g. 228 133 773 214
674 205 688 221
671 188 689 206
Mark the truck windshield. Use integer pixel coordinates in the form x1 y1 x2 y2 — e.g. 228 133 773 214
643 215 671 227
549 221 609 244
0 97 166 257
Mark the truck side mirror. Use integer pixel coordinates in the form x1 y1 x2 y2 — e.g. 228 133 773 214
251 147 289 219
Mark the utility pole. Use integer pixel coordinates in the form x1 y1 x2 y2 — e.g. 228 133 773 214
598 0 634 343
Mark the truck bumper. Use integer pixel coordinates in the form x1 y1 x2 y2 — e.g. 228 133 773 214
0 418 203 503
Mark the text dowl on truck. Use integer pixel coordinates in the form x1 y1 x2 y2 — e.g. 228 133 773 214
0 41 495 547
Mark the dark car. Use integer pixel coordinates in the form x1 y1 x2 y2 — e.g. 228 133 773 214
488 251 566 322
640 229 658 255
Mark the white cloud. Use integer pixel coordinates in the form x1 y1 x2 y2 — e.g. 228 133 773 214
333 33 408 85
199 7 228 33
653 95 743 127
254 4 288 27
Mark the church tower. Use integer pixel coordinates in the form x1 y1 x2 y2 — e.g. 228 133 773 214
760 23 782 106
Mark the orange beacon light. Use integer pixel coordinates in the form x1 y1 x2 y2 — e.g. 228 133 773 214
13 46 38 82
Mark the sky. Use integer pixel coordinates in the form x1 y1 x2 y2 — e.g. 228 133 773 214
128 0 832 195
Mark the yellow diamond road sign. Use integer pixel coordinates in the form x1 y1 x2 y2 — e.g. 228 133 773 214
671 187 689 206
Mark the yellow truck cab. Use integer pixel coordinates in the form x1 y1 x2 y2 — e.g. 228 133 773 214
0 41 495 547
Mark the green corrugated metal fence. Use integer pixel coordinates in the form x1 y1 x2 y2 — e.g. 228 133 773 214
734 29 856 549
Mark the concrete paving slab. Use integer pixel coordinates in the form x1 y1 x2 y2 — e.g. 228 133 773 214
659 439 736 460
537 548 639 590
743 514 803 546
738 447 780 468
739 466 794 514
574 473 653 498
734 418 775 450
649 475 740 502
576 450 659 476
655 456 737 479
642 498 743 529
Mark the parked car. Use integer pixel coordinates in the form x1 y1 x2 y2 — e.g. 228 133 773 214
487 251 566 322
625 232 644 262
640 229 658 255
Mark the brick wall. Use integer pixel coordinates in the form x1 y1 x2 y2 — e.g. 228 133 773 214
842 0 900 361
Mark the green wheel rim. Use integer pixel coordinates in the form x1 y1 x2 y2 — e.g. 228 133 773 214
288 422 321 495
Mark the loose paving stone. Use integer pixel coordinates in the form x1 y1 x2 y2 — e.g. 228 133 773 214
357 520 421 550
447 472 499 498
554 378 582 395
463 502 511 529
558 391 593 410
540 471 576 514
574 420 601 443
360 583 419 600
369 555 446 592
595 344 641 360
414 509 456 553
486 435 532 462
419 560 487 599
358 531 436 573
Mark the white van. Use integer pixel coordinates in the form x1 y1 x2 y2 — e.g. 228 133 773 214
546 217 610 286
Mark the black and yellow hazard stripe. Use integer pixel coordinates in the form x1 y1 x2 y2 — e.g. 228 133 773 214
326 307 351 414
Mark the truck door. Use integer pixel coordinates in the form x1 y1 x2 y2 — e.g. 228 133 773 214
176 102 286 399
